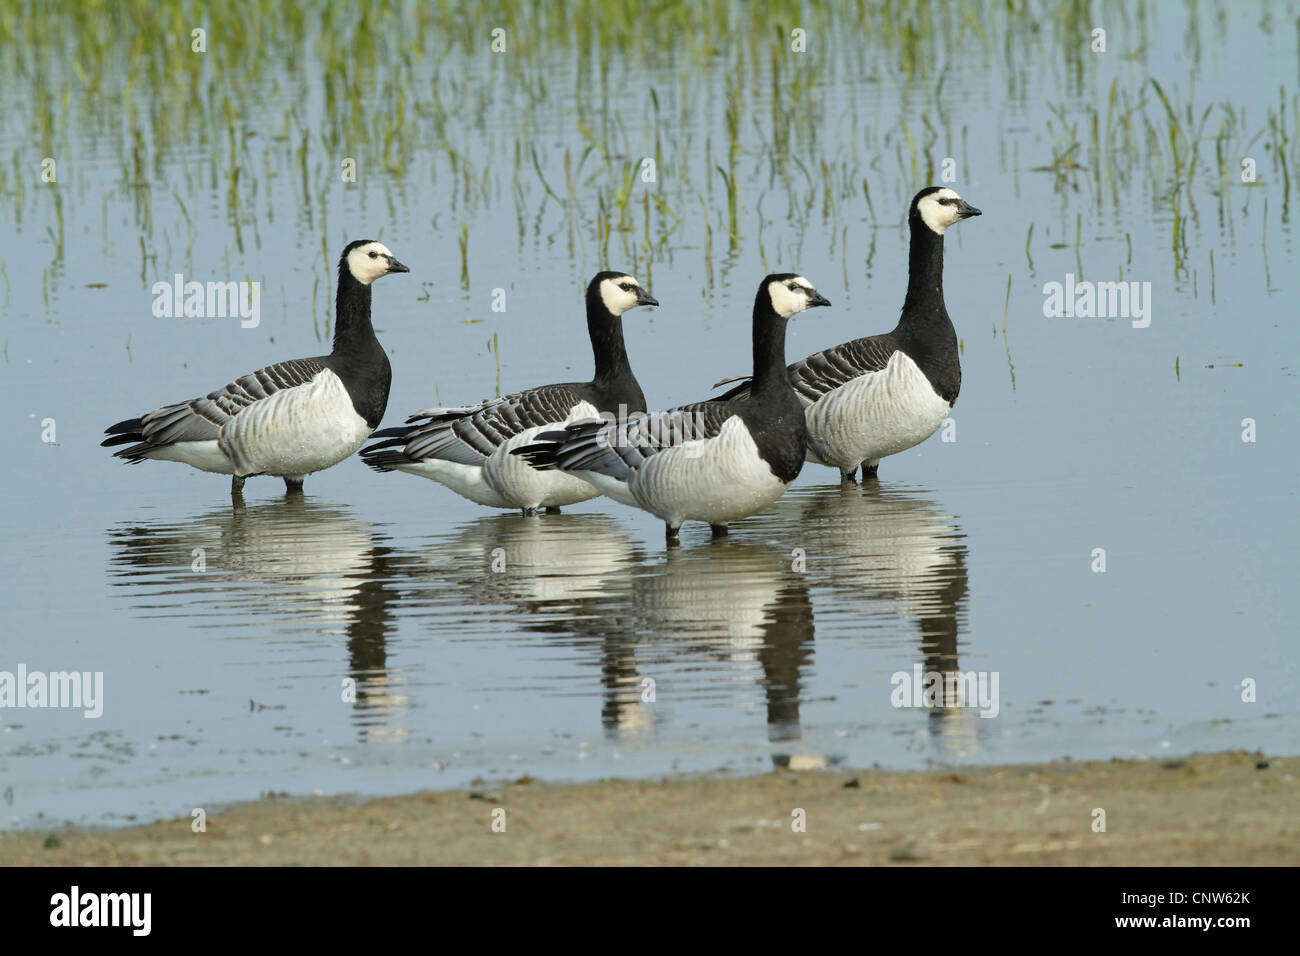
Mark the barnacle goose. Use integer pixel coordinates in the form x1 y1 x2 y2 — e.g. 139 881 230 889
713 187 980 480
517 274 831 542
359 272 656 516
102 240 409 494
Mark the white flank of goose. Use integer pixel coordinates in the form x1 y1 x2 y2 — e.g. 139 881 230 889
517 274 831 542
103 240 409 494
713 187 980 480
360 272 656 516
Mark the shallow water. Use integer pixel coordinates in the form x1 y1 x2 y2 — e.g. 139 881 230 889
1 1 1297 829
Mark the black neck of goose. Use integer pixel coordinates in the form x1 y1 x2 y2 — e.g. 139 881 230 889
587 294 633 388
332 269 379 359
749 293 790 397
901 216 947 322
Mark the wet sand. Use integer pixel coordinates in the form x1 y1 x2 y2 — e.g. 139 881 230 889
4 751 1293 866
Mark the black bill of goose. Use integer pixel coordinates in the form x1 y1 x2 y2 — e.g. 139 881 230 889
516 274 831 542
713 187 980 480
103 240 409 494
359 271 656 516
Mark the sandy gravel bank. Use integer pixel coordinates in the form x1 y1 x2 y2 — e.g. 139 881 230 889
4 751 1293 866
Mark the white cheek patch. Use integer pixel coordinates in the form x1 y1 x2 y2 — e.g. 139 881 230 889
347 245 394 285
599 278 637 315
768 282 806 318
348 251 378 284
918 196 959 235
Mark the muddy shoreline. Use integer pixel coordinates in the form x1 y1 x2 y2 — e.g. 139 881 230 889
3 750 1293 866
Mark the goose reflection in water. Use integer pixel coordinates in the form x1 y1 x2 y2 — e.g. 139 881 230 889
757 481 975 754
407 512 647 613
565 540 816 752
417 480 972 762
420 514 820 760
104 483 973 763
106 497 409 743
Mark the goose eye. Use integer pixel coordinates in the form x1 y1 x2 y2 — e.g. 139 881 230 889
787 283 798 291
368 251 378 259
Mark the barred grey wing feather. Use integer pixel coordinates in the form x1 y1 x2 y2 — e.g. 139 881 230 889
137 357 328 447
712 336 898 405
552 401 736 477
787 335 897 403
398 384 589 465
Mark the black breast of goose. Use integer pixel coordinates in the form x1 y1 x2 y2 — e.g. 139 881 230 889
714 187 980 480
517 274 831 542
359 271 656 516
102 240 409 494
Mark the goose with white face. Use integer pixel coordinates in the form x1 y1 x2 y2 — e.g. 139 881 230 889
767 275 832 318
346 241 410 285
916 187 982 235
599 274 658 315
